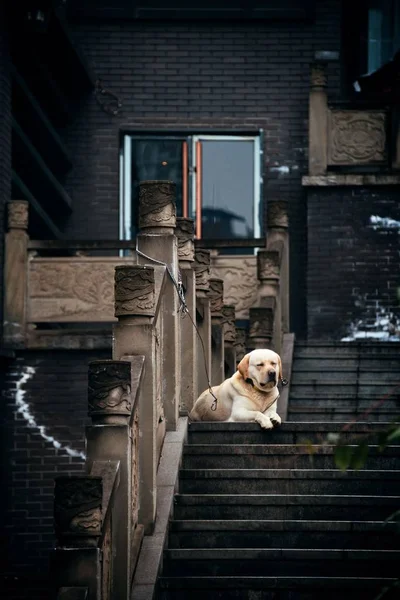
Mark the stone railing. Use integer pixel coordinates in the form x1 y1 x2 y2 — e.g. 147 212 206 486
308 61 399 176
46 181 256 599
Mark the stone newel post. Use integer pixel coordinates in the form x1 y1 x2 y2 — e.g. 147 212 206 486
249 305 274 349
267 201 289 334
112 265 158 534
222 305 236 376
176 217 197 413
309 61 328 175
194 249 212 396
208 278 225 384
136 180 181 431
4 200 29 347
257 249 282 353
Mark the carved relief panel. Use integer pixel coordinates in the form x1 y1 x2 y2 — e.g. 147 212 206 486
210 255 258 320
328 109 387 165
28 257 136 322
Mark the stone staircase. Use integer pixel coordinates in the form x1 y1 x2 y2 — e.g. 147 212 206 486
156 343 400 599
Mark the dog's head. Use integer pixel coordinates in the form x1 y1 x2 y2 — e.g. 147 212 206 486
237 349 283 392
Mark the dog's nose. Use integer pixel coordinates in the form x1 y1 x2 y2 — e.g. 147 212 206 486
268 370 276 380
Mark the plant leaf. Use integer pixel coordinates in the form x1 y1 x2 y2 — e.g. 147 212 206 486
334 445 353 471
349 442 369 470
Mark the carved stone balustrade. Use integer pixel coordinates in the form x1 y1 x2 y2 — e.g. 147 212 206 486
112 264 164 535
194 249 211 292
4 200 29 347
138 180 176 233
222 304 236 376
88 360 133 425
266 201 289 336
194 249 212 395
309 61 328 175
234 327 248 363
249 303 275 349
137 180 181 433
176 217 195 263
176 218 197 413
54 476 103 548
208 278 225 384
114 265 155 318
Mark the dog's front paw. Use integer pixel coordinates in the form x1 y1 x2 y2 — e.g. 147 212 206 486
269 412 281 427
254 412 274 430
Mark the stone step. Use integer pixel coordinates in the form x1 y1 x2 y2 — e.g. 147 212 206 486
293 358 400 370
287 408 400 422
157 576 399 599
168 520 399 549
179 469 400 495
187 422 396 445
173 494 400 521
163 548 400 577
291 371 400 385
182 445 400 470
288 397 400 408
289 384 400 397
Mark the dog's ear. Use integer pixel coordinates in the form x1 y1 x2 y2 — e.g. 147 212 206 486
237 353 250 380
277 354 283 380
277 354 288 386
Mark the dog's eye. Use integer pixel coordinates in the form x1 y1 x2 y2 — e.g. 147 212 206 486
271 362 277 367
256 363 264 367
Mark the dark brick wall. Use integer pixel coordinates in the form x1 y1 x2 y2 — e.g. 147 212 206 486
307 187 400 341
2 349 111 599
63 0 342 337
0 5 11 338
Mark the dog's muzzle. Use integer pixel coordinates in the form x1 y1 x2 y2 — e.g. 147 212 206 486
259 371 276 387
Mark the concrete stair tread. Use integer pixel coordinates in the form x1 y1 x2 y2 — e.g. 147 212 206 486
183 444 400 455
180 468 400 479
165 548 400 559
158 575 398 588
175 493 400 505
188 421 396 432
170 520 397 531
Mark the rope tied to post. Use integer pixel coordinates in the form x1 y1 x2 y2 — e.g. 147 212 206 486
135 244 219 409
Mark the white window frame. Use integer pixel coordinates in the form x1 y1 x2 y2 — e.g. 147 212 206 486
119 132 263 243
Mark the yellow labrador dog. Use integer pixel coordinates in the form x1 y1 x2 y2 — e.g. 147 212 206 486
189 349 284 429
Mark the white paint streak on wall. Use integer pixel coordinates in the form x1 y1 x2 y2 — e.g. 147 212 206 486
370 215 400 231
341 302 400 342
270 166 290 174
15 365 86 460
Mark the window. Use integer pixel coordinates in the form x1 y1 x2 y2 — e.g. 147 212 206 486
120 133 263 248
343 0 400 97
367 0 400 73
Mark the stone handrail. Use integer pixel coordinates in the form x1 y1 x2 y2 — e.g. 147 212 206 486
7 179 292 599
308 61 397 175
249 200 289 357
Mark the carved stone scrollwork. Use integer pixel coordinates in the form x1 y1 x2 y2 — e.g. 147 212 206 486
267 201 289 229
88 360 132 423
194 249 211 291
328 110 387 165
8 200 29 230
54 476 102 546
257 250 280 281
114 265 155 317
310 62 327 88
138 180 176 230
175 217 195 261
207 278 224 318
234 327 247 362
249 306 274 345
222 305 236 344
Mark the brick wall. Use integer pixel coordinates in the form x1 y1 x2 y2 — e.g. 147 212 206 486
307 187 400 340
2 349 111 599
63 0 342 337
0 5 11 338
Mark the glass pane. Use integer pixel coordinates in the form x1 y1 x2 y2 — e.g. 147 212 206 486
199 140 256 240
368 1 394 72
130 138 183 236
